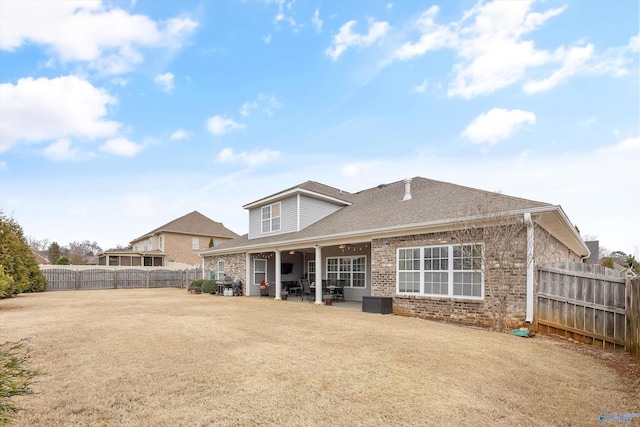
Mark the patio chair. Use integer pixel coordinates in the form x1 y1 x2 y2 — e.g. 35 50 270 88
289 280 302 297
333 280 345 303
301 279 313 302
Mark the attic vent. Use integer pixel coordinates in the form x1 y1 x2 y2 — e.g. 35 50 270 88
402 178 412 201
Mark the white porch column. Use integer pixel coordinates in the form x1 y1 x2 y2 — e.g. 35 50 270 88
245 252 251 296
275 250 282 300
314 245 322 305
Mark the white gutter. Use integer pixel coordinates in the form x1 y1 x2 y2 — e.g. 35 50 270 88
524 212 534 324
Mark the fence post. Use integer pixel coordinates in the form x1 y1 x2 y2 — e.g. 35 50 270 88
114 269 117 289
627 277 639 361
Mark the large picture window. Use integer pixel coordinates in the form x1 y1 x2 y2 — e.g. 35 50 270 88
326 256 366 288
397 244 483 298
261 202 281 233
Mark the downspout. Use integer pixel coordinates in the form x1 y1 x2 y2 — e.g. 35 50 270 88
524 213 534 324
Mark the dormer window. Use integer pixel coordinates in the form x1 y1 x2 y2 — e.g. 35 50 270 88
262 202 281 233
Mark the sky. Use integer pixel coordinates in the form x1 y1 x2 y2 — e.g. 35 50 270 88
0 0 638 257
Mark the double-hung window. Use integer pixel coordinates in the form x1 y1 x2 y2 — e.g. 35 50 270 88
261 202 281 233
192 237 199 250
397 244 483 298
308 260 316 283
254 259 267 286
326 256 366 287
216 261 225 281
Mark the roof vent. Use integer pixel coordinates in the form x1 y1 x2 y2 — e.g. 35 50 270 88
402 178 412 201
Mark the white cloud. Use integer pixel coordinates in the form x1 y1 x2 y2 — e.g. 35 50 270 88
258 93 283 116
312 9 323 33
523 44 594 94
326 18 390 61
263 34 272 44
447 2 563 98
240 101 258 117
461 108 536 147
0 1 198 75
390 1 580 98
272 0 298 29
41 139 82 161
630 34 640 52
0 161 6 170
413 79 429 93
170 129 190 141
0 75 119 152
239 94 283 118
111 77 131 86
394 6 454 61
99 137 144 156
206 115 246 136
387 3 394 10
154 72 175 93
216 147 281 167
597 136 640 153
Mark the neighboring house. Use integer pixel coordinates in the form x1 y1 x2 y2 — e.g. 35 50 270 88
199 177 589 327
31 249 50 265
98 211 239 268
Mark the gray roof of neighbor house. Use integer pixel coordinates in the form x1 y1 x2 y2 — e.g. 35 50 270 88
132 211 239 243
200 177 588 256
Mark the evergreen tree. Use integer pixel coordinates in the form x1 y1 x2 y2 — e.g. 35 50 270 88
48 242 61 264
56 256 71 265
0 211 47 297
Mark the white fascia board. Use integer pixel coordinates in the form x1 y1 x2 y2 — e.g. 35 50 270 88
242 188 351 210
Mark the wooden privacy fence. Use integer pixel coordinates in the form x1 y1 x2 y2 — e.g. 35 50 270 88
628 277 640 361
42 267 201 291
536 262 628 352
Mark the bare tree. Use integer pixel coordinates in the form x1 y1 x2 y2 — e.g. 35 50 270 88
450 197 534 332
66 241 103 265
26 236 50 252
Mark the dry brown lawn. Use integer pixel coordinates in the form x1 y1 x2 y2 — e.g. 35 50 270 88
1 289 638 426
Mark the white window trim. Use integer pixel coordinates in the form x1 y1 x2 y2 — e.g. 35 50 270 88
216 261 225 281
261 202 282 234
192 237 199 250
396 244 484 300
253 259 267 286
325 255 367 288
307 260 316 282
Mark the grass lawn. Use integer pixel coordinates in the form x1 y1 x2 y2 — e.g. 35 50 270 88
1 289 638 426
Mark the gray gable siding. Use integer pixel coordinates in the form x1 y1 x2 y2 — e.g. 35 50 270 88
248 196 298 239
299 195 344 229
248 195 345 239
280 197 297 233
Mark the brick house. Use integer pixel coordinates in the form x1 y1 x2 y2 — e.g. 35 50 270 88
199 178 589 327
98 211 238 268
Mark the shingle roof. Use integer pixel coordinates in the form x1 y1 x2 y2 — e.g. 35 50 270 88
201 177 553 253
132 211 239 242
243 180 355 208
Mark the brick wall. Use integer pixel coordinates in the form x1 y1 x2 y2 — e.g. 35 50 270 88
204 253 247 292
372 223 580 327
534 224 582 264
163 233 233 267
